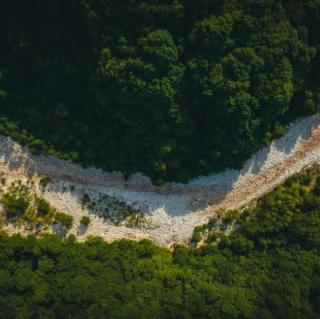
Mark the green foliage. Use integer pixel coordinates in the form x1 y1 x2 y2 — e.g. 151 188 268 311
1 182 31 219
54 212 73 229
0 181 55 227
0 2 320 316
124 212 146 228
35 197 50 216
0 177 6 186
191 225 204 244
222 209 240 224
80 216 90 227
1 193 28 219
0 167 320 317
0 1 319 182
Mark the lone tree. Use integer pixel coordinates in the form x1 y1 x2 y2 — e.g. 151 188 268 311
35 197 50 216
54 212 73 229
80 216 91 227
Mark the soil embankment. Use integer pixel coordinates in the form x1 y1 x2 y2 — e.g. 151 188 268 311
1 115 320 245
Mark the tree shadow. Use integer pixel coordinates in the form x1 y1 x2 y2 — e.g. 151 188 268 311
77 224 88 236
52 223 69 236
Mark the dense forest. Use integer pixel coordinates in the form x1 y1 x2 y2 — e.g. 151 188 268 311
0 0 320 182
0 166 320 318
1 1 320 318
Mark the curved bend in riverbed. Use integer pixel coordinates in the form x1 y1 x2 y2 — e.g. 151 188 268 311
1 114 320 245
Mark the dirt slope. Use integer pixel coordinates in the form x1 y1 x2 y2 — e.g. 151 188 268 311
1 115 320 246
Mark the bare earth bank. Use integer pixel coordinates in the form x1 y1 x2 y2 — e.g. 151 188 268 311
1 114 320 246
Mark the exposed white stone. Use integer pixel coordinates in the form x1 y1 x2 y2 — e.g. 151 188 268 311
0 114 320 246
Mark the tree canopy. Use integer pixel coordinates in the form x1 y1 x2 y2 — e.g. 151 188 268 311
1 166 320 318
0 0 319 183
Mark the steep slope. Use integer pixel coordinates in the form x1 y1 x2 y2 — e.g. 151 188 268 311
1 114 320 245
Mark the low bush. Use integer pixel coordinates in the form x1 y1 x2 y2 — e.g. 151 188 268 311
54 212 73 228
191 226 204 244
35 197 50 216
1 194 28 219
80 216 90 227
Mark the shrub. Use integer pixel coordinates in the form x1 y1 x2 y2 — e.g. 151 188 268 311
80 216 90 227
29 138 47 154
2 194 28 219
36 197 50 216
0 177 6 185
208 217 218 228
125 213 145 228
222 210 240 224
192 231 202 244
191 226 204 244
54 212 73 228
206 231 218 243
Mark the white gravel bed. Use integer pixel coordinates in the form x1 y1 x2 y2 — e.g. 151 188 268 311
0 114 320 245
